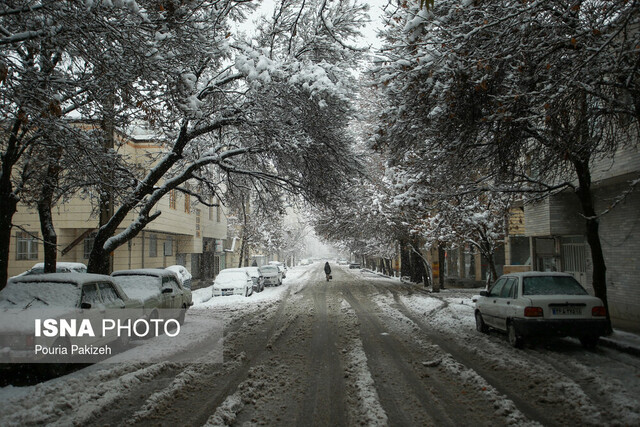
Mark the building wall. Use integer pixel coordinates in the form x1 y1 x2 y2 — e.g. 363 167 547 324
7 136 228 278
524 198 551 236
585 179 640 332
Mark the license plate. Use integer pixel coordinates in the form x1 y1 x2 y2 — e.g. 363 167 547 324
552 307 582 315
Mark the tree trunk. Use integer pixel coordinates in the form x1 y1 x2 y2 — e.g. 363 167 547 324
438 244 445 290
237 238 246 268
573 159 612 333
87 233 111 275
38 153 63 273
0 120 24 289
38 203 57 274
0 193 18 289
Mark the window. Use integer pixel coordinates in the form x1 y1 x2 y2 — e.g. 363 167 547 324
500 278 516 298
83 233 96 259
169 190 177 210
184 193 190 213
523 276 588 296
149 234 157 258
98 282 123 305
195 209 201 237
164 236 173 257
209 198 214 221
488 278 506 297
81 283 101 307
16 231 38 260
216 202 221 223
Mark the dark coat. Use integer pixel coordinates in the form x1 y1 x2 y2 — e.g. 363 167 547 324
324 262 331 274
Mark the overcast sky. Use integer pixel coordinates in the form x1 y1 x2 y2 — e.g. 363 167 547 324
235 0 388 49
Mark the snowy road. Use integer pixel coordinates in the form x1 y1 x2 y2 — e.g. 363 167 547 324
1 264 639 426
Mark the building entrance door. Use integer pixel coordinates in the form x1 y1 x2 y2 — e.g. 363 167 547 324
561 236 587 287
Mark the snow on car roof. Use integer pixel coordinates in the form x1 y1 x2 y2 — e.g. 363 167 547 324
220 268 247 273
503 271 573 277
111 269 177 278
9 272 113 286
30 262 87 269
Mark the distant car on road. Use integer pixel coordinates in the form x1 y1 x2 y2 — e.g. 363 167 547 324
474 272 608 349
212 268 254 297
242 267 265 293
348 262 361 269
166 265 192 290
111 269 192 325
337 259 349 265
259 265 282 287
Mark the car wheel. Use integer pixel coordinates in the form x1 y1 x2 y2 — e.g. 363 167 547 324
579 335 599 350
475 312 488 334
507 322 524 348
117 331 131 350
147 310 159 339
177 306 186 325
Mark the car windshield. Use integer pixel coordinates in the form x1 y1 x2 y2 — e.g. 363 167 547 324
111 275 162 301
245 268 260 276
523 276 588 296
0 281 80 308
260 266 278 273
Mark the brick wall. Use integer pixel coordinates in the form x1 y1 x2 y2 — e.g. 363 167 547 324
585 178 640 332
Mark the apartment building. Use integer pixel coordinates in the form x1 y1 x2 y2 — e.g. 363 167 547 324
8 125 228 280
523 145 640 331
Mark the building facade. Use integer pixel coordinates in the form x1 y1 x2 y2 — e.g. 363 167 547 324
8 127 228 281
523 145 640 332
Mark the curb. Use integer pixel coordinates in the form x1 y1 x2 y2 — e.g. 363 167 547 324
598 337 640 357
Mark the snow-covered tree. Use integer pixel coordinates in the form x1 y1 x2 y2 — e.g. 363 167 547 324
0 0 160 284
372 0 640 324
1 0 370 283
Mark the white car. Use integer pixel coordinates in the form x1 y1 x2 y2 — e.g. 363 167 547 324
111 269 193 325
474 272 608 349
269 261 287 278
242 267 265 293
0 273 140 362
166 265 192 289
259 265 282 287
212 268 254 297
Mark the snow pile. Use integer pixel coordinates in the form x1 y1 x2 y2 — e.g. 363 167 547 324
0 362 171 426
203 394 243 426
438 356 540 426
344 338 388 426
340 298 388 426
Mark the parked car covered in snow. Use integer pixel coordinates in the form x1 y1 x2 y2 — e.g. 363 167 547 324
474 272 608 349
212 268 254 297
111 269 192 324
242 267 264 293
166 265 192 289
348 262 361 269
259 265 282 287
0 273 139 362
269 261 287 278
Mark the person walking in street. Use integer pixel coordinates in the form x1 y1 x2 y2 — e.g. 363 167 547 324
324 262 332 281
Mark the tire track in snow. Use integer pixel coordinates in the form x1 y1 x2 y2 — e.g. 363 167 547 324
342 286 458 426
297 281 348 426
